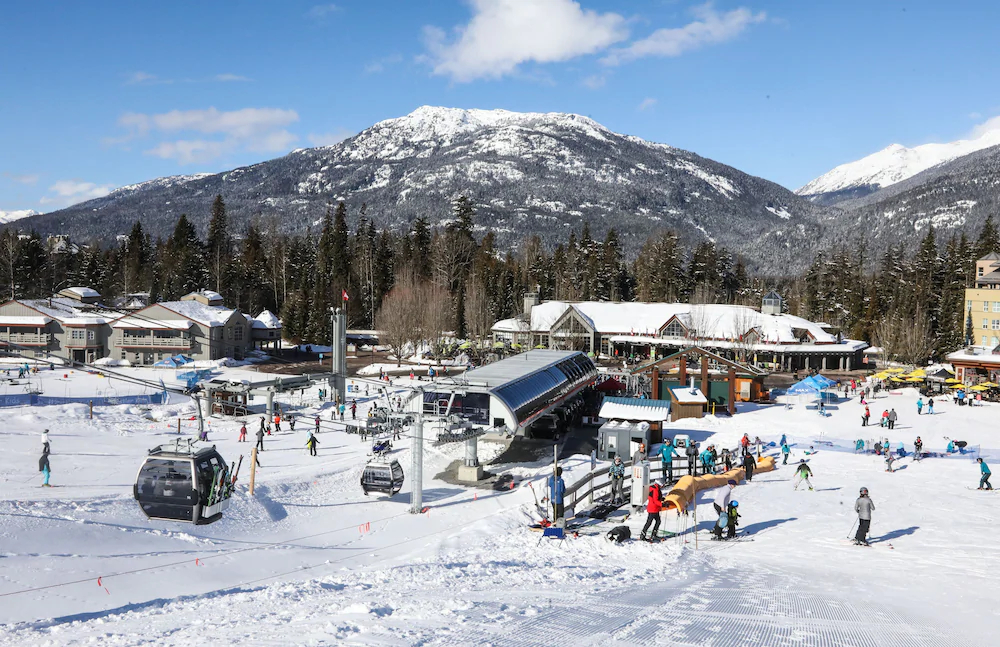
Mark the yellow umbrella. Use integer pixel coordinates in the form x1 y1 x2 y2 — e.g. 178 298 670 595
949 383 966 389
907 369 926 378
945 378 963 384
872 372 890 379
970 384 988 392
906 377 924 382
978 382 998 388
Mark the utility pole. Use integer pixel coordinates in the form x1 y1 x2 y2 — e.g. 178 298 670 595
410 403 424 514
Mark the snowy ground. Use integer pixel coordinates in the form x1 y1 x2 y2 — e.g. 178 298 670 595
0 369 996 646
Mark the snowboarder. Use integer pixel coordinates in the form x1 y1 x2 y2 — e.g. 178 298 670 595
888 408 898 430
255 425 265 452
351 400 357 419
306 432 320 456
916 398 923 415
927 398 934 415
793 459 813 490
39 450 51 486
978 458 992 490
781 441 790 465
639 480 664 541
609 456 626 504
686 440 698 476
862 406 870 426
238 423 247 442
660 441 677 484
742 452 756 482
854 487 874 545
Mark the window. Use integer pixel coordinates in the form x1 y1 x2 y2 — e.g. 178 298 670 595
984 336 989 346
993 336 1000 347
71 329 85 340
979 267 985 277
984 319 989 329
992 320 1000 331
120 350 126 360
663 321 686 337
994 302 1000 313
968 300 973 309
234 326 244 341
88 329 95 340
985 301 990 312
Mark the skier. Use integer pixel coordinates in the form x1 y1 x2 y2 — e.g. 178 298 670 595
351 400 357 419
289 416 296 432
793 459 813 490
880 410 889 428
742 451 756 482
255 424 265 452
700 446 715 475
660 440 677 484
685 440 698 476
721 447 733 471
862 406 870 427
274 415 281 433
740 433 750 457
754 436 763 457
314 415 321 433
888 408 898 430
306 431 320 457
338 402 346 421
713 479 736 517
885 449 895 473
818 401 825 416
914 436 923 459
916 398 924 415
39 449 51 487
978 458 992 490
238 422 247 442
639 480 664 541
854 487 874 545
726 500 740 539
927 398 934 415
781 441 790 465
41 430 50 455
608 456 626 504
259 417 266 436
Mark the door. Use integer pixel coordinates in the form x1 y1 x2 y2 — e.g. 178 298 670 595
72 350 85 363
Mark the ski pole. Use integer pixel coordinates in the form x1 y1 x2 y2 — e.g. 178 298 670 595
847 519 858 539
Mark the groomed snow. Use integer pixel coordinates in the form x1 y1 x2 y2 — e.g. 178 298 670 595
0 367 996 646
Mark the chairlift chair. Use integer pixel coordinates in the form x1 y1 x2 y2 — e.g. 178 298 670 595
133 441 232 524
361 458 404 496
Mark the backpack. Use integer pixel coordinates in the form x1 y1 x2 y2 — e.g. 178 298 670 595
606 526 631 543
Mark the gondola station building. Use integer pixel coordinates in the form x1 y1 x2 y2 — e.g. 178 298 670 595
492 292 868 373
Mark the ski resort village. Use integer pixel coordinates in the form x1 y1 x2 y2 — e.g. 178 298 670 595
7 2 1000 645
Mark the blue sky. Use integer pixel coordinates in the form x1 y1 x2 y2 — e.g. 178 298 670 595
3 0 1000 213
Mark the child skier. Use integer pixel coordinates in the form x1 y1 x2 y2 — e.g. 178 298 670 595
239 423 247 442
793 459 813 490
978 458 992 490
726 500 740 538
914 436 922 459
608 456 626 504
862 406 870 426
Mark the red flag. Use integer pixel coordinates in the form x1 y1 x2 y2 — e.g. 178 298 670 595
342 289 349 302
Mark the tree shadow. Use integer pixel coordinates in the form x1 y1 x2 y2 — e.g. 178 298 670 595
872 525 918 543
814 487 841 492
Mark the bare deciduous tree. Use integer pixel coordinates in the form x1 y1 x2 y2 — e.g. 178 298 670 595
375 272 421 366
873 309 934 365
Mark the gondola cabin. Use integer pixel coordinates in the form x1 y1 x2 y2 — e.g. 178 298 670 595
361 459 404 496
134 444 232 524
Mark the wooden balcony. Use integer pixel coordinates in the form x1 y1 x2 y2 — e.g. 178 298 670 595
118 335 192 349
0 333 52 346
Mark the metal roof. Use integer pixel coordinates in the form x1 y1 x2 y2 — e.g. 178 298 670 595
599 396 671 422
461 350 587 388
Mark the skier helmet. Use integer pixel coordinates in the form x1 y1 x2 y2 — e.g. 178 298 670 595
860 487 869 495
799 458 806 463
731 501 739 507
727 479 737 486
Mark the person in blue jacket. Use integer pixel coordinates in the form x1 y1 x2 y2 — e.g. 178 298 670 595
700 447 715 474
978 458 992 490
781 441 790 465
660 440 678 484
548 467 566 520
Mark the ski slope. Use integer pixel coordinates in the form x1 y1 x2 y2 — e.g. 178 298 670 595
0 367 996 646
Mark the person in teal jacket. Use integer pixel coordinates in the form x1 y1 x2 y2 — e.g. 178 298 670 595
781 442 790 464
700 448 715 475
978 458 992 490
660 441 678 484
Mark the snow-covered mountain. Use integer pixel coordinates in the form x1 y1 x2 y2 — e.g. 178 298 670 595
798 126 1000 204
17 106 831 272
0 209 38 224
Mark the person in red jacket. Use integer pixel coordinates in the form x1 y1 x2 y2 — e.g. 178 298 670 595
639 480 665 541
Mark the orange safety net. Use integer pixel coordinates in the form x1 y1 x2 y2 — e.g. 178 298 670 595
662 454 775 512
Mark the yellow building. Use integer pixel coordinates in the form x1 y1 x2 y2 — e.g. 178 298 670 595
965 252 1000 348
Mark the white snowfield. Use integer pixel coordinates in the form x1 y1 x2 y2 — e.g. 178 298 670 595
0 367 996 646
797 126 1000 196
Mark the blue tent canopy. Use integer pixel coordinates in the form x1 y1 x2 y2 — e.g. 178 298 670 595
811 374 836 388
786 378 820 395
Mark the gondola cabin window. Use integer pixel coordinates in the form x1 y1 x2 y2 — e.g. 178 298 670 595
139 459 193 501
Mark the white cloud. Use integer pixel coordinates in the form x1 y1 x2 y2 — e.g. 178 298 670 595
39 180 115 208
968 112 982 120
307 4 339 18
424 0 629 82
113 107 300 164
215 73 252 82
307 130 354 147
125 71 161 85
637 97 657 111
4 173 39 185
582 73 608 89
969 115 1000 139
601 3 766 66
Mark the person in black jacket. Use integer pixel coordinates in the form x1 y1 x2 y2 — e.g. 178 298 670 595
742 452 755 482
686 441 698 476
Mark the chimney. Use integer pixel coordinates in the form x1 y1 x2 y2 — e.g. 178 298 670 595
523 290 540 316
